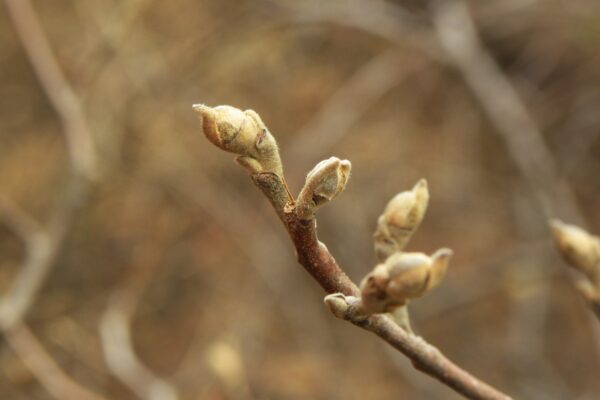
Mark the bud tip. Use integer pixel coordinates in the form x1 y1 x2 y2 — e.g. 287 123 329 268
414 178 428 190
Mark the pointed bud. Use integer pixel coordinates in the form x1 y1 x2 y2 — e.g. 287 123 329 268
193 104 283 176
295 157 351 220
550 219 600 284
359 248 452 314
373 179 429 261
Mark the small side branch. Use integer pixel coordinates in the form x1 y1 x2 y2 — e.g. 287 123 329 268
430 0 582 223
1 0 96 332
4 0 97 178
100 308 178 400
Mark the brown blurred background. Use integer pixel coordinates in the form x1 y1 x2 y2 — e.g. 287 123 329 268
1 0 599 399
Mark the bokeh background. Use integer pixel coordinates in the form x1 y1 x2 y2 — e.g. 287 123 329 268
1 0 600 399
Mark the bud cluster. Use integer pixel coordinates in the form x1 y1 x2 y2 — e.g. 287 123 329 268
356 179 451 320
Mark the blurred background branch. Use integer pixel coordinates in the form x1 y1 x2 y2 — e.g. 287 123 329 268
1 1 102 399
99 244 178 400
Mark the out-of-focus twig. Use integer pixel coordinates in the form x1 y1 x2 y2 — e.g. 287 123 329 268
1 1 102 399
195 105 512 400
286 50 426 171
286 0 441 61
0 198 44 243
5 323 107 400
100 309 178 400
4 0 97 179
430 0 583 225
0 199 52 330
430 1 600 357
99 245 179 400
1 0 95 333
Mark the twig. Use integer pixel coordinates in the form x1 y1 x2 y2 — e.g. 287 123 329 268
430 0 600 354
0 198 44 244
1 0 94 334
430 0 583 225
286 50 425 170
291 0 584 226
2 1 101 398
4 0 97 179
194 105 512 400
5 323 108 400
100 309 178 400
99 246 179 400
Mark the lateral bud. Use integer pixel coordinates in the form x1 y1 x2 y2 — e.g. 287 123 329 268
373 179 429 261
550 219 600 285
193 104 283 176
324 293 350 319
359 248 452 314
296 157 351 220
324 294 369 321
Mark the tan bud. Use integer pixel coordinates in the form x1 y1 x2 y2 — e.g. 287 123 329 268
374 179 429 260
296 157 351 220
360 248 452 314
550 219 600 284
193 104 283 176
324 293 350 319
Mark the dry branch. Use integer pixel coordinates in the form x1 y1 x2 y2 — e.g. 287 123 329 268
292 0 584 226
